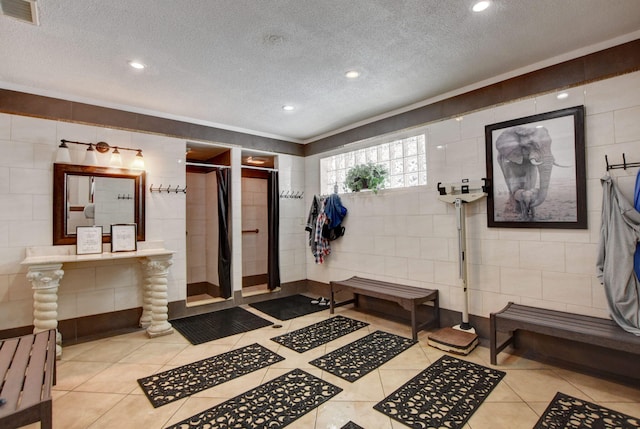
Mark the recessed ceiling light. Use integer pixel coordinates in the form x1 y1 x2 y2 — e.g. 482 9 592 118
556 92 569 99
472 1 490 12
345 70 360 79
128 61 145 70
455 116 464 122
282 105 295 111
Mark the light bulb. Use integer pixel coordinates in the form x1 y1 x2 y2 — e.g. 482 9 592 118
132 150 145 169
84 144 98 165
110 147 123 167
55 141 71 163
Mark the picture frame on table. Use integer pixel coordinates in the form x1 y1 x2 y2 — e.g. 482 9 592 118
110 223 137 252
484 105 587 229
76 226 103 255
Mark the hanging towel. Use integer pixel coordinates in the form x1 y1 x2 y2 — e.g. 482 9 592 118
596 175 640 335
634 169 640 281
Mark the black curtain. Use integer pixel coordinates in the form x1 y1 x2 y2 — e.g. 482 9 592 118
216 168 232 298
267 171 281 290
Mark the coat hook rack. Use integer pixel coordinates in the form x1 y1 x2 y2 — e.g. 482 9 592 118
149 184 187 194
279 190 304 199
605 153 640 171
117 194 133 200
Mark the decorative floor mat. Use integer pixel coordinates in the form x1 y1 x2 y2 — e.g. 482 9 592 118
374 355 505 429
271 315 369 353
137 343 284 408
533 392 640 429
171 307 273 345
249 294 329 320
165 368 343 429
309 330 416 382
341 422 365 429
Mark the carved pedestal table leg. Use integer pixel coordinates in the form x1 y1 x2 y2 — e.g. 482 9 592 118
26 263 64 358
140 255 174 337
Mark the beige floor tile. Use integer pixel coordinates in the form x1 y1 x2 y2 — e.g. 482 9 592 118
379 368 422 396
52 391 126 429
53 360 112 391
503 369 592 403
321 368 386 402
554 368 640 402
74 362 163 394
379 342 430 370
165 342 233 366
315 400 394 428
467 402 540 429
70 340 145 363
87 394 182 429
117 342 188 365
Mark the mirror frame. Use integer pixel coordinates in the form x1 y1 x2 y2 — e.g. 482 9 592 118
53 163 146 245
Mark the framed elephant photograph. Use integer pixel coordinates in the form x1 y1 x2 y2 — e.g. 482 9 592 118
485 105 587 228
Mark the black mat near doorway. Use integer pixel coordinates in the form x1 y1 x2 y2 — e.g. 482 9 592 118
171 307 273 345
249 294 329 320
533 392 639 428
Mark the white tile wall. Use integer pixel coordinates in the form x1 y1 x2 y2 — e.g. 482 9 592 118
305 70 640 320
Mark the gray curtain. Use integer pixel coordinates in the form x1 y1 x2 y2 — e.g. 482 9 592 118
216 168 232 298
267 171 280 290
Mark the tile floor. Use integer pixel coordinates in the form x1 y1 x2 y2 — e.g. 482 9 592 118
25 304 640 429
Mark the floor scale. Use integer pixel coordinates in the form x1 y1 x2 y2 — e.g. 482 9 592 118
427 179 488 355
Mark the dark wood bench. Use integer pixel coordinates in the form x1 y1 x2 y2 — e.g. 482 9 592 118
330 276 439 340
0 330 57 429
490 302 640 365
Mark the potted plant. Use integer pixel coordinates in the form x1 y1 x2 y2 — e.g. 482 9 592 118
345 162 388 193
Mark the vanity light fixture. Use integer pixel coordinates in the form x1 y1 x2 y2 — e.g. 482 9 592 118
110 147 123 166
57 139 145 169
84 144 98 166
55 140 71 163
132 150 145 170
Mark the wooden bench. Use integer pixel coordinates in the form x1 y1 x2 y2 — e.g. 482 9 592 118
490 302 640 365
0 330 57 429
330 276 439 340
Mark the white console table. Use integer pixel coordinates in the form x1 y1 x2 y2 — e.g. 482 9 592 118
21 242 175 358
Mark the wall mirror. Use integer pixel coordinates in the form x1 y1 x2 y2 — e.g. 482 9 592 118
53 163 145 245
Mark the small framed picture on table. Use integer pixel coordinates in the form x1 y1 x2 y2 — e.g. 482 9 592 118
110 224 137 252
76 226 103 255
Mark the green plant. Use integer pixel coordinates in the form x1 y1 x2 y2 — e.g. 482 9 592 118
345 162 388 193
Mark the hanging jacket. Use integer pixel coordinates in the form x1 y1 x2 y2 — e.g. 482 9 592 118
305 195 322 255
323 194 347 228
634 169 640 281
596 175 640 335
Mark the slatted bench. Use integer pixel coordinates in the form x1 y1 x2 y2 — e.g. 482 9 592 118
0 329 57 429
490 302 640 365
330 276 439 340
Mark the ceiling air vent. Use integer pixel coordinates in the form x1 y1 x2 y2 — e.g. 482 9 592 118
1 0 38 25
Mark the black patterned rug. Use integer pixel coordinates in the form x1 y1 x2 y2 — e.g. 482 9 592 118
533 392 640 428
309 330 416 382
249 294 329 320
137 343 284 408
374 355 506 428
271 315 369 353
171 307 273 345
165 368 343 429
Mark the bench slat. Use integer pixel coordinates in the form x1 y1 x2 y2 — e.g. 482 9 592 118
332 277 436 299
0 336 34 414
21 332 51 408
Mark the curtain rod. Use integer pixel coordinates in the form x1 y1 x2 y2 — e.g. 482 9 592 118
241 165 278 172
185 161 231 169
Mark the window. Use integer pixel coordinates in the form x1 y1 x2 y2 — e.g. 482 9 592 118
320 133 427 195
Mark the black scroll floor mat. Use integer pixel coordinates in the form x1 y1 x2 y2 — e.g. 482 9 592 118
341 422 365 429
249 294 329 320
165 368 343 429
533 392 640 429
171 307 273 345
137 343 284 407
374 355 505 429
271 315 369 353
309 330 416 382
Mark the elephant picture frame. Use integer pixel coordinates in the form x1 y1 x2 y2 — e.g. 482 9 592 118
485 105 587 229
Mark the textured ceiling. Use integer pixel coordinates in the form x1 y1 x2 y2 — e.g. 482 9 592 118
1 1 639 143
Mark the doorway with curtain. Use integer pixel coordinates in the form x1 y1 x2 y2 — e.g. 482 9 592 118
185 144 232 305
241 152 280 297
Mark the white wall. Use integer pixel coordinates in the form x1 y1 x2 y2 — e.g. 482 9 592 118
305 71 640 320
